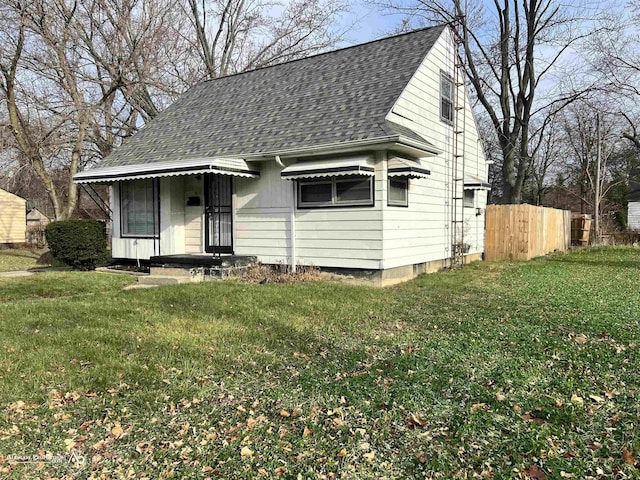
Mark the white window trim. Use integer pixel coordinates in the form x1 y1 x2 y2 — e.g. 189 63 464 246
388 177 409 207
297 176 374 208
440 70 454 124
120 178 159 238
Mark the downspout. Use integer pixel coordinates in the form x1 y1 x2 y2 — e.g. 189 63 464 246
276 155 296 273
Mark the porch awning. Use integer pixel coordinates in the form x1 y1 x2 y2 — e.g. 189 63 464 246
280 155 375 180
464 174 491 191
73 157 260 184
387 156 431 178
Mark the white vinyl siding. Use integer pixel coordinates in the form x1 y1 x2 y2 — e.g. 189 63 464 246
235 157 385 269
629 202 640 230
384 27 488 267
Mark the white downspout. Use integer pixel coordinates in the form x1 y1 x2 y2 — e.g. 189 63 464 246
276 155 296 273
291 181 297 273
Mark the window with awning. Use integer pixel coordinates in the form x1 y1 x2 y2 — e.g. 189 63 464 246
387 156 431 179
74 158 260 184
280 155 375 180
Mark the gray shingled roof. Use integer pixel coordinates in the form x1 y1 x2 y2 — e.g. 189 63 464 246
98 26 445 169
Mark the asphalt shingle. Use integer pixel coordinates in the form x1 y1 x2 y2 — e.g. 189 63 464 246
98 26 445 168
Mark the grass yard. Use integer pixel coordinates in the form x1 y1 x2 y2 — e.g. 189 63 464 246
0 249 49 272
0 247 639 479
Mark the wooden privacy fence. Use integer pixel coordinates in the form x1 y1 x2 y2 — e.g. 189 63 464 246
485 204 572 261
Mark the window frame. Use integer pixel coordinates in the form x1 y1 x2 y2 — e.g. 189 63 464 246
464 189 475 208
297 176 374 209
387 177 409 207
440 70 454 124
119 178 159 238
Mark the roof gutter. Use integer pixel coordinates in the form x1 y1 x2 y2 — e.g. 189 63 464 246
245 135 442 161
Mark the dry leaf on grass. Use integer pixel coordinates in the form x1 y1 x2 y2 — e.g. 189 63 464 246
574 334 587 344
405 413 426 428
110 424 123 439
240 446 254 458
523 464 547 479
623 447 636 465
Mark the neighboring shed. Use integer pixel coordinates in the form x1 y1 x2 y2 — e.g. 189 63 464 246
0 188 26 245
26 207 51 227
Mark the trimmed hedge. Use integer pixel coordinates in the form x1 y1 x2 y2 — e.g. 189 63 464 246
45 219 108 270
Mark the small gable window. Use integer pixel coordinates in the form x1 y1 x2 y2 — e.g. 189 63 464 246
120 178 159 237
440 71 454 124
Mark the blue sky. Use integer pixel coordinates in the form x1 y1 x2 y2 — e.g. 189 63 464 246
336 2 408 45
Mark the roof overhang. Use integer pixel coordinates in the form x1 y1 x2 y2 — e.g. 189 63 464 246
73 157 259 184
464 174 491 191
281 155 375 180
387 156 431 178
246 134 442 161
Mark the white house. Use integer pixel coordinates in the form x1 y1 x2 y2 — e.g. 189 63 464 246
74 25 490 285
629 168 640 230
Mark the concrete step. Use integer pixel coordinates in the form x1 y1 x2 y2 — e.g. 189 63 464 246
137 275 193 286
149 266 204 278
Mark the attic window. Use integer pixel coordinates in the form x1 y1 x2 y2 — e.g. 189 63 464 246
440 71 454 124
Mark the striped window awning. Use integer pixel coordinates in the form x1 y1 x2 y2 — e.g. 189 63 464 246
73 157 260 184
464 175 491 190
387 156 431 178
280 155 375 180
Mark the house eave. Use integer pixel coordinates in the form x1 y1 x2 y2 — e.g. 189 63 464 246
246 135 441 160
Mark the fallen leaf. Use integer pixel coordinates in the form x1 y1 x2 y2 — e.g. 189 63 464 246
64 438 76 452
471 402 489 414
274 466 285 476
279 409 290 418
91 439 109 451
337 448 347 458
303 427 312 437
521 413 545 425
523 464 546 480
574 334 587 344
363 451 376 461
136 441 154 454
623 447 635 465
570 394 584 405
589 394 605 403
240 446 254 458
110 424 124 439
292 407 302 417
495 392 506 402
359 442 370 451
405 413 426 428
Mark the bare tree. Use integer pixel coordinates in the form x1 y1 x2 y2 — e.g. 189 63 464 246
184 0 348 80
0 0 188 218
375 0 598 203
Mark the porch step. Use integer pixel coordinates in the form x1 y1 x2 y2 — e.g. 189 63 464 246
139 256 257 286
137 275 195 286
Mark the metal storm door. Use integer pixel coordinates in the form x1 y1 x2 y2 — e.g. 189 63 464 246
205 174 233 254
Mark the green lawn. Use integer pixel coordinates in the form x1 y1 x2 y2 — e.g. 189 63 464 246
0 249 49 272
0 248 639 479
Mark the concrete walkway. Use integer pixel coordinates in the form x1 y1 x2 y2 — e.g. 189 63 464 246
0 270 35 278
